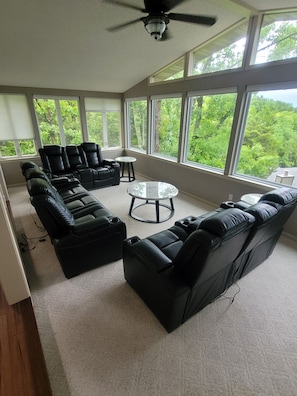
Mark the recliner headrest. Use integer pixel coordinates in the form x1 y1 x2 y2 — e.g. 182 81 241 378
27 178 56 197
81 142 97 152
260 187 297 205
43 145 64 155
245 202 278 225
199 208 255 238
24 167 50 181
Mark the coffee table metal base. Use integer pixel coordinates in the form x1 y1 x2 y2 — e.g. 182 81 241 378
129 197 175 223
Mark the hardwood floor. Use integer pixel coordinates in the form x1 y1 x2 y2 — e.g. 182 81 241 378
0 285 52 396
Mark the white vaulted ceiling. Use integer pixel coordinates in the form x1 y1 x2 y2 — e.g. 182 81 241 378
0 0 296 93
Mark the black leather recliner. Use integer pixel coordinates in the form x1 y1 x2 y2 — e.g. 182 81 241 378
39 143 120 190
123 208 255 332
26 176 126 278
123 187 297 332
79 142 120 189
233 187 297 280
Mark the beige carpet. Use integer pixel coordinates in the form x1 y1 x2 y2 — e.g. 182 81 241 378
9 178 297 396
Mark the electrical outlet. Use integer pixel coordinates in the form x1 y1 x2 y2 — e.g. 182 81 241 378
228 193 233 201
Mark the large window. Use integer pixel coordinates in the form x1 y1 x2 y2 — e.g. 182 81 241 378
190 21 248 76
150 57 184 83
0 94 36 158
126 99 147 152
186 92 237 171
254 12 297 65
85 98 121 148
34 97 82 146
236 88 297 185
151 96 182 160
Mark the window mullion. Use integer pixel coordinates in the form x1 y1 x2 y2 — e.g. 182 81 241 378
55 100 65 146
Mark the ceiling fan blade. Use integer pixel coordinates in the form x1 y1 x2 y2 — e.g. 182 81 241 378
106 18 141 32
168 13 216 26
144 0 187 13
103 0 146 12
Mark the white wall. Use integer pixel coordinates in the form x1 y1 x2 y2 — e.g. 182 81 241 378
0 170 30 304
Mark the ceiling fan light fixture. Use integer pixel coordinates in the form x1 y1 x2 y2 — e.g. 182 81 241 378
144 17 168 40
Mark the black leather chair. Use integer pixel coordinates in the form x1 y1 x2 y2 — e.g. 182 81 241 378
123 208 255 332
39 145 75 179
233 187 297 280
79 142 120 188
39 143 120 190
27 177 126 278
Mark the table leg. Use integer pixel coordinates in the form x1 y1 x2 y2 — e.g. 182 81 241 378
129 197 135 216
170 198 174 211
155 200 160 223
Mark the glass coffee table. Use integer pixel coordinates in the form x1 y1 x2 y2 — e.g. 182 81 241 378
127 181 178 223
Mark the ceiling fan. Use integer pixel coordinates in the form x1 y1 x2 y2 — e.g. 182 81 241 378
104 0 217 41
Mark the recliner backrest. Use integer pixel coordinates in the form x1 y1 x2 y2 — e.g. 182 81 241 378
79 142 103 168
259 187 297 225
66 145 86 169
174 208 255 288
39 145 71 175
27 178 74 238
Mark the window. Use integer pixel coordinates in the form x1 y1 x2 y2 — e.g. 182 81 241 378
151 96 182 159
236 88 297 185
190 21 248 76
254 12 297 65
186 92 237 171
0 94 36 158
126 99 147 152
34 97 82 146
85 98 121 148
150 57 184 83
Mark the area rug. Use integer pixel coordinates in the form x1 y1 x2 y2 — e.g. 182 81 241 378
9 180 297 396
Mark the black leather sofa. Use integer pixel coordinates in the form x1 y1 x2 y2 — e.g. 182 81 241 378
123 187 297 332
39 142 120 190
21 164 126 278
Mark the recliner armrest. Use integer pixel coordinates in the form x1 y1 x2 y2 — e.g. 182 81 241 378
124 237 173 273
72 215 125 236
102 159 119 167
51 177 80 189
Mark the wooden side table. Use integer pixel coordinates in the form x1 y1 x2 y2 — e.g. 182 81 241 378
115 156 136 182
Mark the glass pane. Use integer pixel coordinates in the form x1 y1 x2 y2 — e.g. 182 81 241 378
151 57 184 83
153 97 182 159
0 140 16 157
128 100 147 151
255 12 297 64
106 112 121 147
186 93 237 170
19 139 36 156
236 89 297 187
86 112 103 146
60 100 82 145
34 98 61 145
191 22 248 76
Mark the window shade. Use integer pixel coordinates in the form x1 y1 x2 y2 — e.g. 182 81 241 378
85 98 121 112
0 94 34 140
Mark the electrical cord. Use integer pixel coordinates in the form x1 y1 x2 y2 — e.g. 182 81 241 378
214 282 241 305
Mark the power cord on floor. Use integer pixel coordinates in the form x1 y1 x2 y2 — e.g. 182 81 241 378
19 232 48 252
214 282 241 306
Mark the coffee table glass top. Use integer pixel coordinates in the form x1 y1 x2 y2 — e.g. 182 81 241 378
127 181 178 200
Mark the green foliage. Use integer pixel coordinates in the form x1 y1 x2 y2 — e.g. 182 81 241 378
257 21 297 63
129 100 147 150
154 98 181 158
187 93 237 169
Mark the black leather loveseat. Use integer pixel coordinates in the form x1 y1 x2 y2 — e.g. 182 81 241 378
123 187 297 332
22 164 126 278
39 142 120 190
